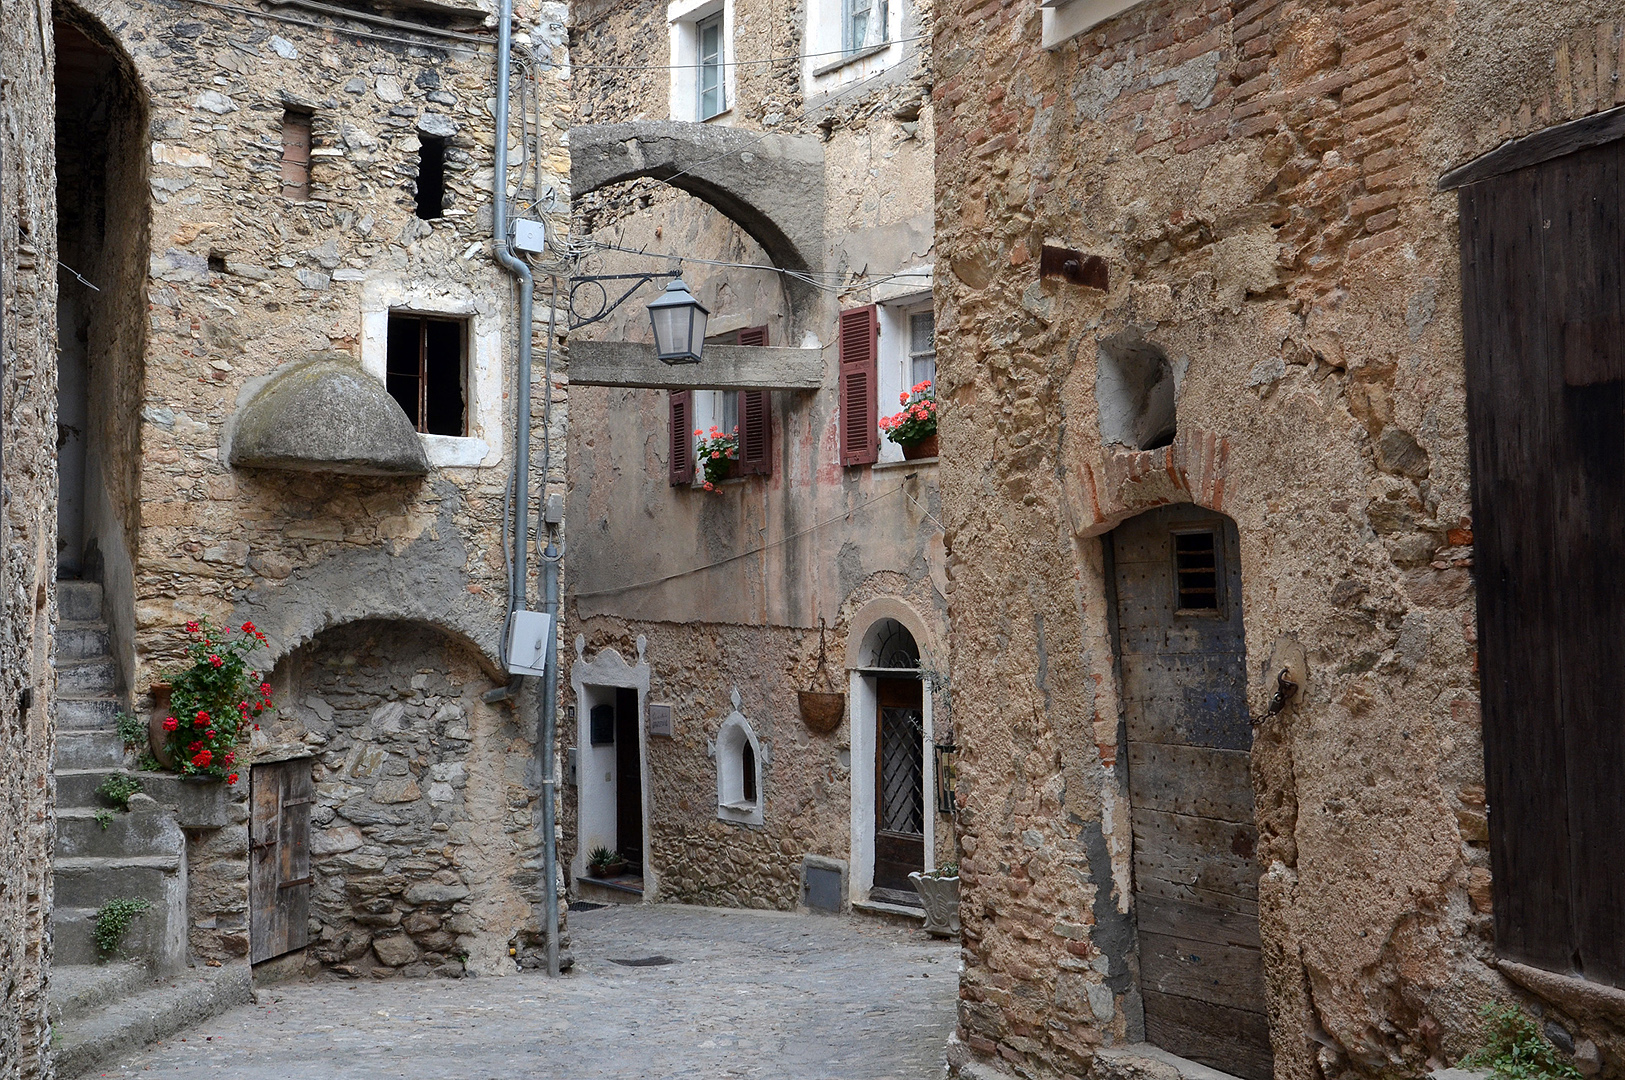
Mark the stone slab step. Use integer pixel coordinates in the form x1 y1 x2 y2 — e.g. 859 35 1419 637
56 731 128 771
56 623 112 662
57 769 122 807
53 856 180 911
58 581 104 622
49 962 149 1027
57 808 184 860
52 905 178 969
53 964 254 1079
58 697 121 732
58 658 118 696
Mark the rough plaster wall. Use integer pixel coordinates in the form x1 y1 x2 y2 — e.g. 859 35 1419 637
923 0 1625 1076
566 562 951 909
268 621 547 977
1 0 59 1072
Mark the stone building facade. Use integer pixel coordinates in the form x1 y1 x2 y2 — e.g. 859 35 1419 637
933 1 1625 1079
2 0 60 1072
45 0 572 1029
563 0 952 913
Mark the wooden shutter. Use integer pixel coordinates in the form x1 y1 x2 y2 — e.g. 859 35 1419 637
838 306 879 467
669 390 694 486
249 759 313 964
737 326 772 476
1461 135 1625 984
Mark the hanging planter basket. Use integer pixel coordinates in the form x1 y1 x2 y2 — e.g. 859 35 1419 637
798 619 845 735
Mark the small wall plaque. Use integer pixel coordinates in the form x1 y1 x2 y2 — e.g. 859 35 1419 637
648 703 674 738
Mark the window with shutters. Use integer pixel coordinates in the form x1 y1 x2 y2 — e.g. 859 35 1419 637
280 108 312 202
668 390 694 486
673 327 772 484
876 298 934 463
1456 128 1625 986
839 306 880 467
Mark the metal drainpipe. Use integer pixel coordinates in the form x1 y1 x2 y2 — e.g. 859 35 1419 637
492 0 560 975
542 537 561 976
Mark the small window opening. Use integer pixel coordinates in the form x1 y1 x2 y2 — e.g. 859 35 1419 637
844 0 890 54
1097 328 1177 450
415 136 446 220
589 704 615 746
385 313 466 436
280 108 312 202
1174 530 1220 611
741 741 757 803
908 309 936 387
697 12 725 120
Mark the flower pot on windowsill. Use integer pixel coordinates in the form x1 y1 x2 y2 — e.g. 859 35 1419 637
589 859 626 880
908 871 961 938
701 459 738 490
900 433 939 460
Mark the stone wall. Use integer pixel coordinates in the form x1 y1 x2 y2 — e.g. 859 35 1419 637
0 0 59 1072
932 0 1625 1077
266 621 548 977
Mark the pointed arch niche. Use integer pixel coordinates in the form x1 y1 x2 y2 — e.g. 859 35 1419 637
845 599 939 908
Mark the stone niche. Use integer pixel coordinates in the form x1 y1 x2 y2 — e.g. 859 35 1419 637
267 620 544 978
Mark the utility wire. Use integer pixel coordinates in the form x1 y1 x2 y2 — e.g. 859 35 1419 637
568 33 927 72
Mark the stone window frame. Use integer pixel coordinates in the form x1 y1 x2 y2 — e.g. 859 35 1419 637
1039 0 1148 51
712 690 764 826
668 0 735 125
875 289 934 465
360 277 503 469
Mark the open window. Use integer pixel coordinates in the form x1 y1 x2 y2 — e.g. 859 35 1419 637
877 298 935 464
670 326 772 484
839 306 879 467
385 314 466 437
415 136 446 220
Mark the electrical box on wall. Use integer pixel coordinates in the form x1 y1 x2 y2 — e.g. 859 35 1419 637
513 218 547 254
505 610 553 676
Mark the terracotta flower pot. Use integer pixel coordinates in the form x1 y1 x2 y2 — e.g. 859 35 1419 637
147 683 176 769
901 433 939 460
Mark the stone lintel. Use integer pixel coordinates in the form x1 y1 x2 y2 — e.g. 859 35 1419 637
568 340 824 391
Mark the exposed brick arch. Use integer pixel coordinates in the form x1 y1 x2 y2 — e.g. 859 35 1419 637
1068 427 1233 538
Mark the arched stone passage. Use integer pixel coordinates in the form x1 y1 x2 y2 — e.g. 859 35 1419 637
262 619 546 977
570 121 826 283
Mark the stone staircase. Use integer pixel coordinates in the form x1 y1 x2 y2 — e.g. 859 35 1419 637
49 580 251 1077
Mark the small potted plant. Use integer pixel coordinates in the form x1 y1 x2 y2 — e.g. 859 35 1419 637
587 845 626 879
693 425 739 491
879 380 938 459
151 617 272 784
908 861 961 938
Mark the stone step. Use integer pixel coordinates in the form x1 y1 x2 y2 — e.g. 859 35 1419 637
51 904 181 970
56 623 111 662
56 769 121 807
52 964 254 1079
58 697 121 732
55 771 234 828
56 731 127 771
58 580 104 622
57 658 118 697
49 962 149 1027
57 807 185 861
53 856 181 912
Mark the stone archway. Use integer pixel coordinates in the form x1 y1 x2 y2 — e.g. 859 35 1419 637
263 619 547 977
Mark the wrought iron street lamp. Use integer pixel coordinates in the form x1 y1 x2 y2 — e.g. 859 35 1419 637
647 278 709 364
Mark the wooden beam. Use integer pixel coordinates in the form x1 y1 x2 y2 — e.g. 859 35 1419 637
567 340 825 390
1439 104 1625 190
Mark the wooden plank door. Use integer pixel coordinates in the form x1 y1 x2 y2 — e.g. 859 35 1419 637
614 687 643 873
874 677 925 893
1110 505 1272 1080
1460 135 1625 983
250 759 313 964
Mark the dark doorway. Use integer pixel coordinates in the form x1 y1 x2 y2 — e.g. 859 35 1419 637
873 676 924 898
1109 504 1272 1080
614 687 643 874
250 759 314 964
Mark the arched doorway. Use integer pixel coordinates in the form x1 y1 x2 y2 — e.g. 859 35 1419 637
848 610 936 908
1107 504 1271 1080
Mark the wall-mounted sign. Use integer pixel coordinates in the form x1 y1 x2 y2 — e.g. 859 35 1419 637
648 703 674 738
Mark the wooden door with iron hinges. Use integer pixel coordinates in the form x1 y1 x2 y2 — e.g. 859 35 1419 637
250 758 314 964
1109 504 1271 1080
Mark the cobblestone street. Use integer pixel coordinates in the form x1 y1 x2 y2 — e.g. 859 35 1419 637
91 905 959 1079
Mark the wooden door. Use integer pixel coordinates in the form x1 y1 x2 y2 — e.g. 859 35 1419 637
614 687 642 873
1110 506 1272 1080
1459 135 1625 982
874 677 925 893
250 759 313 964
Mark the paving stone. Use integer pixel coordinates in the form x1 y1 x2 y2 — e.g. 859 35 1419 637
105 904 958 1079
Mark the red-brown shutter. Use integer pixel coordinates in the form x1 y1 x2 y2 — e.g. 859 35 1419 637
838 306 879 467
669 390 694 485
736 326 772 476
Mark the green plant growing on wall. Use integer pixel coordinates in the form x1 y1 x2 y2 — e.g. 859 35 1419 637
115 710 148 750
93 809 114 830
96 774 142 812
1463 1004 1582 1080
92 898 153 955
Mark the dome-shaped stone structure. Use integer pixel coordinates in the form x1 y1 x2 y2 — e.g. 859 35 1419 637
229 355 429 476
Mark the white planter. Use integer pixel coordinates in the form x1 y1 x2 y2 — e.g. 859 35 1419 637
908 872 961 938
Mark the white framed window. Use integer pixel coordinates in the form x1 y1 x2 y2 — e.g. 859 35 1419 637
714 693 764 826
804 0 904 95
875 292 935 464
360 278 502 468
843 0 890 54
669 0 735 123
